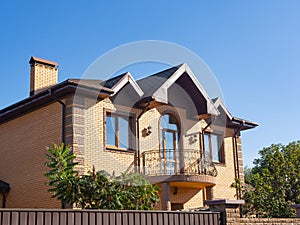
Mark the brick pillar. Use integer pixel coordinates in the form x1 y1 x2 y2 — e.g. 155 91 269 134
205 199 244 225
161 183 171 211
236 137 244 184
206 186 215 200
292 204 300 218
65 95 86 175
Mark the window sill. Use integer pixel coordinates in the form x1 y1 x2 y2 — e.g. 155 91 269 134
213 161 226 167
106 146 135 154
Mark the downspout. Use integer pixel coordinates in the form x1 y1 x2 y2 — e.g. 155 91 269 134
233 121 244 200
136 98 153 173
201 115 216 202
48 89 66 144
48 89 66 209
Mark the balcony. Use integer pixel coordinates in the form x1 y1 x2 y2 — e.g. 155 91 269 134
141 149 217 187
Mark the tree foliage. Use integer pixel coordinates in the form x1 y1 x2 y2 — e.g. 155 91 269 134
45 143 160 210
240 141 300 218
44 143 79 208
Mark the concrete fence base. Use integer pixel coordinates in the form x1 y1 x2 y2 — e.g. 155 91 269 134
205 199 300 225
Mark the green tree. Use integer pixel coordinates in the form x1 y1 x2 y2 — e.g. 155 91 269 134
44 143 79 208
45 144 160 210
242 141 300 218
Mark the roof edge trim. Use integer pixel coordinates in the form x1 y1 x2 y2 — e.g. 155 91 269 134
111 72 144 97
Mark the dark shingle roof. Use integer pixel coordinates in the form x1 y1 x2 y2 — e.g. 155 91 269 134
68 79 113 93
137 65 182 97
101 73 128 89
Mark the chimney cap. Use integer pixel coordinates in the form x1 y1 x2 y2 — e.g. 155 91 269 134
29 56 58 67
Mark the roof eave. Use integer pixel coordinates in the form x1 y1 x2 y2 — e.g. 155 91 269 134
0 80 112 125
232 117 259 130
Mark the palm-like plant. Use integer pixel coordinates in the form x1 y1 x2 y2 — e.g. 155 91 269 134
44 143 79 208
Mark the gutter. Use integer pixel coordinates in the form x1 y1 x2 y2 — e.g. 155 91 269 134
233 121 245 200
232 117 258 129
201 116 216 158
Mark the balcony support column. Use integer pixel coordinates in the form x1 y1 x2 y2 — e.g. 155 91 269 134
161 182 171 211
206 186 214 200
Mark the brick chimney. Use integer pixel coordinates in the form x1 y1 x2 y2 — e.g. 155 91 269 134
29 56 58 96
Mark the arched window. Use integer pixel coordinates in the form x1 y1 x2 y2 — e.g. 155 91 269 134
160 114 178 131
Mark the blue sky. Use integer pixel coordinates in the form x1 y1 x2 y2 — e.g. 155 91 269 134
1 1 300 167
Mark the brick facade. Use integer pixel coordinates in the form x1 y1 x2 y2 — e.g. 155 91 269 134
0 103 62 208
0 95 244 209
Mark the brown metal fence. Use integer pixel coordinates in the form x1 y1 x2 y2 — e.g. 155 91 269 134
0 209 222 225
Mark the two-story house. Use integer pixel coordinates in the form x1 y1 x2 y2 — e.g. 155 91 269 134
0 57 257 210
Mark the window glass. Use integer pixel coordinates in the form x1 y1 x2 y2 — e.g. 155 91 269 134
106 115 116 146
106 113 132 150
161 114 177 130
203 132 224 163
118 117 129 149
204 133 210 159
160 113 179 175
211 134 219 162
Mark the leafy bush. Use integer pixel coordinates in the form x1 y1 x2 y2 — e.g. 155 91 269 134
45 143 160 209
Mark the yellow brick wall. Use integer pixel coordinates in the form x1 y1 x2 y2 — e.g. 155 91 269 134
170 187 204 209
154 185 204 210
0 103 62 208
213 136 237 200
83 98 140 175
139 108 161 153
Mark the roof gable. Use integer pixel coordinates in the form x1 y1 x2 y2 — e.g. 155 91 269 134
146 63 219 116
136 65 181 97
103 72 144 97
213 97 233 120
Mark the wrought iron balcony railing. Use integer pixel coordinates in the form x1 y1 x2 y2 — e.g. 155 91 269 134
141 149 217 177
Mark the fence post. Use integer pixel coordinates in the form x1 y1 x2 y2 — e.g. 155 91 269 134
292 204 300 218
205 199 244 225
161 183 171 211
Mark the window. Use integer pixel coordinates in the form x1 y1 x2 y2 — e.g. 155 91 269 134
106 112 134 150
160 113 180 174
203 132 224 163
